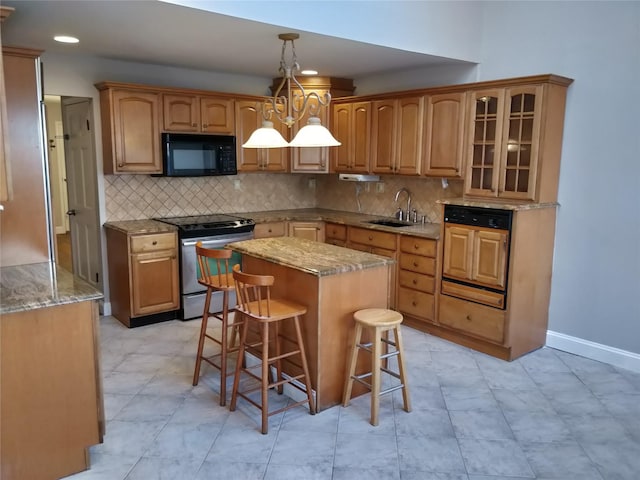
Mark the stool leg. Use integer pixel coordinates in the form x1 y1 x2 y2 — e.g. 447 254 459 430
370 326 382 426
293 316 315 414
274 320 283 395
342 323 362 407
261 321 270 434
193 287 212 386
229 313 249 412
218 290 229 406
394 325 411 413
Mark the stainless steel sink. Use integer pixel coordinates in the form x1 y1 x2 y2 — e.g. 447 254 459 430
366 219 413 228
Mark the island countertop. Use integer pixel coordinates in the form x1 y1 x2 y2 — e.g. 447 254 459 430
226 236 394 277
0 262 103 314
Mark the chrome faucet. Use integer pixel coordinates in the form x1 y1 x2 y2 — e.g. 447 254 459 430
394 187 411 221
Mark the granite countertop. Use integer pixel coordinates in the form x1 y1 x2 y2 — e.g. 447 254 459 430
227 237 394 277
438 198 559 210
243 208 442 239
1 262 103 314
103 219 177 235
103 209 441 240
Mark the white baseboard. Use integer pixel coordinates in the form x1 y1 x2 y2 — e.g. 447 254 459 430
546 330 640 373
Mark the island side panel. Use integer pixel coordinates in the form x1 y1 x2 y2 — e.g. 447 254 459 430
0 300 101 480
316 265 390 411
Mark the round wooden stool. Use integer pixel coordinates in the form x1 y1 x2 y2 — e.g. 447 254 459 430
342 308 411 426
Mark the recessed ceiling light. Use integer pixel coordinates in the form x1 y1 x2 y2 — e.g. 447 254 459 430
54 35 79 44
301 69 318 76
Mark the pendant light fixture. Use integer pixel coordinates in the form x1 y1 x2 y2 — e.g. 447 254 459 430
242 33 341 148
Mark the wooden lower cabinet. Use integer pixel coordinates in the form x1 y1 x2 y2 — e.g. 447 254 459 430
106 228 179 327
1 300 104 480
288 221 325 242
396 236 437 324
253 221 287 238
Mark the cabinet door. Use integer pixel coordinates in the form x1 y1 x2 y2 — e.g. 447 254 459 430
442 224 474 280
395 96 423 175
423 92 466 177
163 94 198 132
131 249 179 316
331 103 351 172
472 229 508 288
288 221 325 242
112 90 162 173
200 96 235 134
291 91 330 173
254 221 286 238
464 89 505 197
498 85 543 200
371 99 396 174
235 100 287 172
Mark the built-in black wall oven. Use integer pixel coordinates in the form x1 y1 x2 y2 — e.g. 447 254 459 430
441 205 513 310
154 214 255 320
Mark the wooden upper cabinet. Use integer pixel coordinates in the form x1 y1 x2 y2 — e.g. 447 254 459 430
290 90 331 173
163 93 234 134
234 99 288 172
423 92 467 178
331 101 371 173
97 86 162 174
464 79 569 202
372 96 423 175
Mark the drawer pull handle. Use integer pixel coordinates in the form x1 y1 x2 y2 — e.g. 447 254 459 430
414 244 419 250
466 315 471 321
152 241 158 245
412 301 417 306
413 262 419 267
412 279 417 285
368 235 373 240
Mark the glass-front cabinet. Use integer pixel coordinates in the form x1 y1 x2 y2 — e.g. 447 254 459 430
464 85 543 201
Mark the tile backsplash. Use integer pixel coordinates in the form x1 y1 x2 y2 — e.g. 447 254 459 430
104 173 463 222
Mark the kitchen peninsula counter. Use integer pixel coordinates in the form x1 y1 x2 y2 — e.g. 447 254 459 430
0 263 104 480
227 237 392 412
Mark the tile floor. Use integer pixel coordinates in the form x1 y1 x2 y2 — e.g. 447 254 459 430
65 315 640 480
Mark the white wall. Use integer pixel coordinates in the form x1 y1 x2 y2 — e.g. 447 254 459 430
474 1 640 358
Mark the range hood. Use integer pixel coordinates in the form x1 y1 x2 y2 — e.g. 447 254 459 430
339 174 381 182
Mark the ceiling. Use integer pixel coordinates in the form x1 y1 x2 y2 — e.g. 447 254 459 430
0 0 465 80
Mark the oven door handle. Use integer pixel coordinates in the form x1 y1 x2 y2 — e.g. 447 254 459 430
181 238 232 248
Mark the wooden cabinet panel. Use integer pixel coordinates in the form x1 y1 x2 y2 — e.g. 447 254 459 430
288 221 325 242
324 222 347 243
98 87 162 174
130 232 177 253
398 287 435 321
442 224 473 280
371 100 396 174
399 236 436 257
291 91 330 173
131 249 179 317
472 229 508 288
441 280 504 309
423 92 466 177
254 221 286 238
398 270 435 294
348 227 397 251
163 94 234 134
331 101 371 173
399 253 436 276
235 99 288 172
439 294 505 344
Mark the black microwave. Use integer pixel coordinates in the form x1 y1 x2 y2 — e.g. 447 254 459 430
159 133 237 177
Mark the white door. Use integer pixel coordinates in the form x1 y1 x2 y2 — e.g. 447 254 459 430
62 97 102 291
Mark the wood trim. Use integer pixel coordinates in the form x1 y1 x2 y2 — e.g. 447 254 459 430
2 46 43 58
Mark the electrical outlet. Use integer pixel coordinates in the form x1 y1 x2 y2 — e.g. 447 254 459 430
234 179 241 190
376 182 385 193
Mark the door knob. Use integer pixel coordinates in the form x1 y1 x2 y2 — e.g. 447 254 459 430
66 209 77 216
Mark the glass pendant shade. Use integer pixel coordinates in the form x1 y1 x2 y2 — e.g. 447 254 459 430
242 120 289 148
289 116 341 147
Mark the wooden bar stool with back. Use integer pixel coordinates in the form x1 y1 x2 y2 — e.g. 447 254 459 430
192 242 243 406
230 264 315 434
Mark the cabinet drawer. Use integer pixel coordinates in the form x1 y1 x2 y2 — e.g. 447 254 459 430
441 280 504 309
325 223 346 242
349 227 397 250
439 294 505 344
399 253 435 275
399 236 436 257
398 270 435 294
398 287 434 321
254 222 286 238
130 232 176 253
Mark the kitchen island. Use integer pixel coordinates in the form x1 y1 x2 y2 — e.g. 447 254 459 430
0 263 104 480
226 236 394 412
